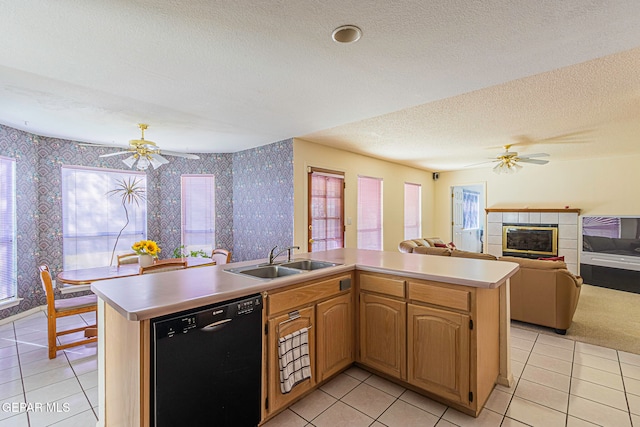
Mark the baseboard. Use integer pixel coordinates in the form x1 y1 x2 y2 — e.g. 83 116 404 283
0 305 46 326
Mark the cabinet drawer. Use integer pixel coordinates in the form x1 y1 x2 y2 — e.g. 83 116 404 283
408 281 470 312
359 273 405 298
268 274 351 315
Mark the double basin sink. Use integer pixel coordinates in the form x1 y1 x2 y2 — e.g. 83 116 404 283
226 259 340 279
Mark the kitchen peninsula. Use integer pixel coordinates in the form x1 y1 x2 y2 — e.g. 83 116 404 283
91 248 519 426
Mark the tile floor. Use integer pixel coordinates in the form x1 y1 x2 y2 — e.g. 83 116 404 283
1 312 640 427
265 327 640 427
0 311 98 427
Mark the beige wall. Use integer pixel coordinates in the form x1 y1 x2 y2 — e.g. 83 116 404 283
433 154 640 242
293 138 434 252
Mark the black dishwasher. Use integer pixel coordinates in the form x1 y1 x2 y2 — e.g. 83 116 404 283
150 294 262 427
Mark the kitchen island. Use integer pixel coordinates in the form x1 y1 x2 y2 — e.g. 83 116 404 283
91 248 519 426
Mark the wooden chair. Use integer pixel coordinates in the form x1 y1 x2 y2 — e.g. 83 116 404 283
39 265 98 359
139 259 187 275
211 248 232 265
117 253 139 266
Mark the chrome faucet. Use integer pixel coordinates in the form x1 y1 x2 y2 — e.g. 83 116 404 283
268 245 300 264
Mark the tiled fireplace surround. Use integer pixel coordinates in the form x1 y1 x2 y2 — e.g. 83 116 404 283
486 209 580 275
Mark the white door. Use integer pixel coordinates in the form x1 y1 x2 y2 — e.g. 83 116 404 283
451 185 485 252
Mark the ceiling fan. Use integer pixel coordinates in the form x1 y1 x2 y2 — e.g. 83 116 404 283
469 144 550 174
82 124 200 170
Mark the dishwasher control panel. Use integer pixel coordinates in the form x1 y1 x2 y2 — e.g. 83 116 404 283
236 295 261 315
153 294 263 340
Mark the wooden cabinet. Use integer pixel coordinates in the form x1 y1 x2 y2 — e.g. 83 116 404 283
407 304 469 405
357 272 499 416
317 293 353 382
358 274 406 380
264 273 353 418
266 306 316 415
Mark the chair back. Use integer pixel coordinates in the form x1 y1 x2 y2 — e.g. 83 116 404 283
39 265 56 310
117 253 139 266
139 260 187 275
211 248 232 265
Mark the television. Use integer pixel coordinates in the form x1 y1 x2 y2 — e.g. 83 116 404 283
581 216 640 272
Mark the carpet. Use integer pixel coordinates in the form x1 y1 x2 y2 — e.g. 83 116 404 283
511 284 640 355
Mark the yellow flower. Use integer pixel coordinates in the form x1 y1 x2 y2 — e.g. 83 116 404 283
132 240 161 258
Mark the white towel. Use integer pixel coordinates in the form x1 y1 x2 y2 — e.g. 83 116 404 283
278 327 312 394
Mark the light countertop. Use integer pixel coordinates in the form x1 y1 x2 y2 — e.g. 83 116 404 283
91 248 519 321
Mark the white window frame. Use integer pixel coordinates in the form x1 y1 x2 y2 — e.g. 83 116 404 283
0 156 17 305
181 174 216 255
62 166 147 270
404 182 422 239
357 175 383 250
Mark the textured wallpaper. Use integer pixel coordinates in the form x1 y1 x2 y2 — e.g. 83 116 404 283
0 123 292 320
232 139 294 262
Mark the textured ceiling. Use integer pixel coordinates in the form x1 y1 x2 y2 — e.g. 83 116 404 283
1 1 639 171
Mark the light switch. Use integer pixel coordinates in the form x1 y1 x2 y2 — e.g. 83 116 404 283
347 217 352 225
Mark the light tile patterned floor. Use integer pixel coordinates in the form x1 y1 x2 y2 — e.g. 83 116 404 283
265 327 640 427
0 311 98 426
1 312 639 426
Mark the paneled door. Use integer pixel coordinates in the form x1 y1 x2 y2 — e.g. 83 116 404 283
308 168 345 252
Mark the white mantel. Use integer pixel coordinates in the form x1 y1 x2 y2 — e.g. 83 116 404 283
486 208 580 275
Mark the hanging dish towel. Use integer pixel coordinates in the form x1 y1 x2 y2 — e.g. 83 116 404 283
278 327 312 394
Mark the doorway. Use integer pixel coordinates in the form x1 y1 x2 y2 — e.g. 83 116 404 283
308 167 345 252
451 183 486 252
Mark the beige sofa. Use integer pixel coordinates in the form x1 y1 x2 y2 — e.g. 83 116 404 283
398 237 497 260
398 238 583 333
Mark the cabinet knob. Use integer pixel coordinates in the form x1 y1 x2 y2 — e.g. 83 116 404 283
309 239 314 243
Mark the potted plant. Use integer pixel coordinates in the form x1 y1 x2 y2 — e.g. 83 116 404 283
172 245 212 259
106 177 146 266
132 239 161 267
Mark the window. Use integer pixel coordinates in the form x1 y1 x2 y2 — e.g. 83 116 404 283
404 183 422 239
62 166 147 270
181 175 215 254
0 157 16 302
357 176 383 250
462 189 480 229
308 168 344 252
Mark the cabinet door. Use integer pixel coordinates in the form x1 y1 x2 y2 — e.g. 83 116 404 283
407 304 470 406
267 306 316 415
317 293 353 382
359 293 406 379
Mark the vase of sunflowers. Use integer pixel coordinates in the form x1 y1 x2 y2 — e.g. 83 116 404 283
132 240 161 267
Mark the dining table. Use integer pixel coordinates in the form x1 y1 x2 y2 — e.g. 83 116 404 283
56 257 216 286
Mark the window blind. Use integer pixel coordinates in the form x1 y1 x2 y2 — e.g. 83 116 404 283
404 183 422 239
181 175 215 253
62 166 147 270
0 156 16 301
357 176 383 250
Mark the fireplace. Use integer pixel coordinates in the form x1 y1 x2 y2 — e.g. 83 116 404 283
502 224 558 258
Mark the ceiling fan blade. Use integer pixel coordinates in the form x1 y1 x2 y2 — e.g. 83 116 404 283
520 153 550 158
77 142 125 149
518 158 549 165
159 150 200 159
99 151 132 158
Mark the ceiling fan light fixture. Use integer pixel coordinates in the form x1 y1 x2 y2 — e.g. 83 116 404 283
122 155 137 168
493 160 522 175
136 156 150 171
148 155 165 170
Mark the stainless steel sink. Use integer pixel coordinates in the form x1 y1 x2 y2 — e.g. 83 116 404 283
226 259 341 279
227 265 303 279
280 260 339 270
